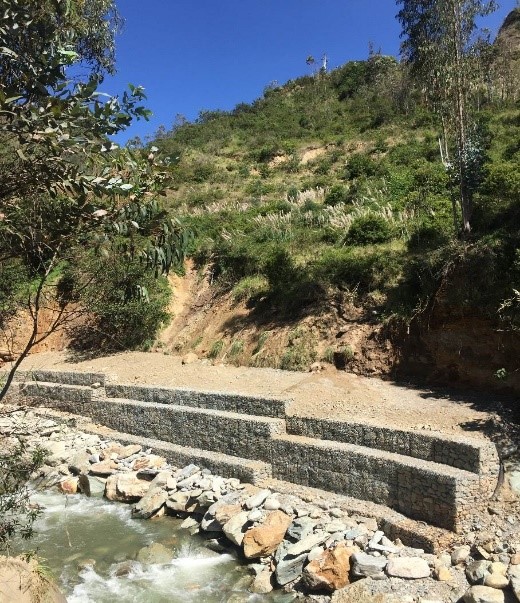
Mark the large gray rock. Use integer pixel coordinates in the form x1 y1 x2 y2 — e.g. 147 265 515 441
222 511 250 546
462 585 505 603
386 557 430 579
287 516 316 541
245 489 271 510
351 552 387 578
136 543 172 565
466 560 491 585
286 532 328 557
508 565 520 602
132 487 168 519
275 552 308 586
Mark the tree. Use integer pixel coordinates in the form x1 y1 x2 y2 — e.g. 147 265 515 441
396 0 497 234
0 0 190 401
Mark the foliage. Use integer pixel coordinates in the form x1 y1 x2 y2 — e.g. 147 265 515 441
347 214 395 245
0 436 46 552
0 0 190 400
280 328 317 371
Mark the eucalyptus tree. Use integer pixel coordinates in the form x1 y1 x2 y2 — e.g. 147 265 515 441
396 0 497 234
0 0 189 401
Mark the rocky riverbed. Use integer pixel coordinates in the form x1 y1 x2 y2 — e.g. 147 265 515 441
1 405 519 603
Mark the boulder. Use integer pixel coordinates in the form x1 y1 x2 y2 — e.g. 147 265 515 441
350 552 387 578
303 543 354 592
250 568 274 594
223 511 250 546
452 545 471 565
275 551 308 586
105 472 151 502
466 560 491 585
68 450 91 475
242 511 292 559
483 573 509 589
90 460 119 476
386 557 430 579
117 444 142 459
244 489 271 510
59 476 79 495
136 542 172 565
508 565 520 601
463 585 505 603
287 531 329 557
166 491 199 513
132 486 168 519
331 579 401 603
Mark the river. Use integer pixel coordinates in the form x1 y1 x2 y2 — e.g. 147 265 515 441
22 489 296 603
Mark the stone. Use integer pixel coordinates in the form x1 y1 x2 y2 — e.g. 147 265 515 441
132 487 168 519
325 520 347 534
287 531 328 557
90 460 119 476
489 562 507 576
213 503 243 527
264 497 281 511
181 352 198 365
483 574 509 589
68 451 91 475
303 543 354 592
386 557 430 579
136 542 172 565
275 552 308 586
462 585 505 603
244 489 271 510
508 565 520 601
250 568 273 594
59 477 79 495
45 441 69 466
511 553 520 565
287 516 316 541
452 545 471 565
223 511 250 546
166 491 198 513
180 517 199 529
132 455 166 471
351 552 388 578
248 509 263 523
466 560 492 584
243 511 292 559
435 566 453 582
117 444 142 459
104 472 151 503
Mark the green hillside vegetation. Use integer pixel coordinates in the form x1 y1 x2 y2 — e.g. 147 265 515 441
151 43 520 329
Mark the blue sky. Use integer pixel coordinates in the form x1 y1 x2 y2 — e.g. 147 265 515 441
107 0 517 143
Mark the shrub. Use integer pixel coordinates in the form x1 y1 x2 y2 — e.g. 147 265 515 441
66 253 171 351
280 328 317 371
347 215 394 245
325 185 350 206
208 340 224 359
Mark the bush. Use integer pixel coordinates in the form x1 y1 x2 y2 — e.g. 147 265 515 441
325 185 350 206
347 215 394 245
67 253 171 351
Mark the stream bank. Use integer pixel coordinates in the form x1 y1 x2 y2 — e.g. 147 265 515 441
1 404 519 603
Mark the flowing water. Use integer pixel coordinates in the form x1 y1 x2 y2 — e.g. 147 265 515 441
20 489 295 603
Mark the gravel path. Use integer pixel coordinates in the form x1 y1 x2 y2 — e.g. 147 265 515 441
10 351 500 437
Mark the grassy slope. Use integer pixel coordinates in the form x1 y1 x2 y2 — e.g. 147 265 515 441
149 50 520 386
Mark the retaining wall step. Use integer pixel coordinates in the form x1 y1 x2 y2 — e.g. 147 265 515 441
90 428 272 484
25 389 287 463
286 416 499 477
269 433 482 532
105 383 287 418
20 381 93 404
15 370 105 387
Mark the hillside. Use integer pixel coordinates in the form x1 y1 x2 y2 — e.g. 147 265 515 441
127 14 520 395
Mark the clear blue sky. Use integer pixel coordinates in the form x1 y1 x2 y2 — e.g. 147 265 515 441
107 0 517 143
